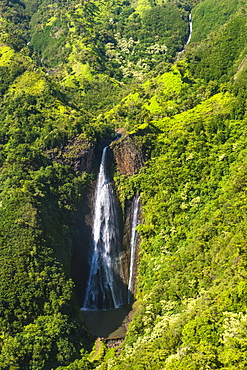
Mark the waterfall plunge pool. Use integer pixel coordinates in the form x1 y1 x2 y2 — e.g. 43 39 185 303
81 306 130 338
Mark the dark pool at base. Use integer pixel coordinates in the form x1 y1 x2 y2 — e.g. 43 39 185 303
81 306 130 338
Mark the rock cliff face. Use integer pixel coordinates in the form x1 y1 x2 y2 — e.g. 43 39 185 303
46 134 96 173
110 134 145 300
45 135 100 307
72 180 96 306
110 135 144 175
122 197 140 301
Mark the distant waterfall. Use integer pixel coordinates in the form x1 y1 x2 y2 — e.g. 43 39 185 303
82 147 125 310
128 195 140 304
185 13 192 46
176 13 192 61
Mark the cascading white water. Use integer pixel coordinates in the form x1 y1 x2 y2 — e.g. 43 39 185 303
82 147 125 310
176 13 193 61
128 195 140 304
185 13 192 46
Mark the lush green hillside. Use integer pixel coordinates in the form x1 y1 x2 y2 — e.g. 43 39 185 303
191 0 243 42
104 83 247 370
0 45 95 370
93 3 247 369
0 0 247 368
186 9 247 82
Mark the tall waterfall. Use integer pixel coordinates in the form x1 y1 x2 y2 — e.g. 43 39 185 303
128 195 140 304
82 147 125 310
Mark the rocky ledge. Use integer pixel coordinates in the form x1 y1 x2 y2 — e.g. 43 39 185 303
110 135 144 175
45 133 95 173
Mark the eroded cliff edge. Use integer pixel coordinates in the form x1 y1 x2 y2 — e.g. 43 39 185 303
110 134 145 176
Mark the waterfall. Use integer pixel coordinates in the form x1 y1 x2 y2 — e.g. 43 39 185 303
176 13 192 61
82 147 125 310
128 195 140 304
185 13 192 46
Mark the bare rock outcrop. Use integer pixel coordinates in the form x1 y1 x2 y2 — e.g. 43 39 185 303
45 134 95 173
110 135 144 175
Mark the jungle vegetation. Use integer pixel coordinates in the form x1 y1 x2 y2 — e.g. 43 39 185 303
0 0 247 368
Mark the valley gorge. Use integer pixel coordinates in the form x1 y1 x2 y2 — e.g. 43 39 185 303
0 0 247 369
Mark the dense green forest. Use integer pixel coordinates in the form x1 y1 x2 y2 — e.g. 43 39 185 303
0 0 247 368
